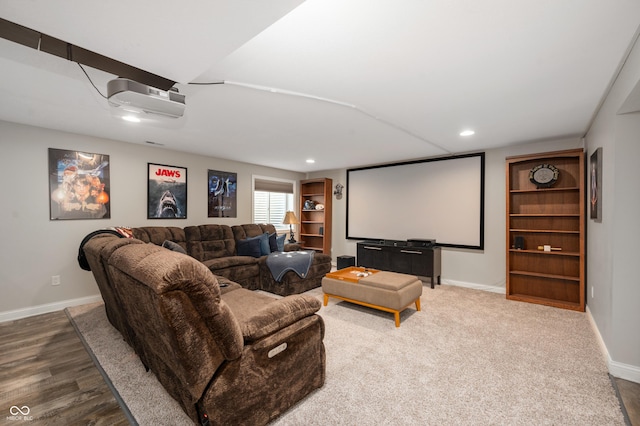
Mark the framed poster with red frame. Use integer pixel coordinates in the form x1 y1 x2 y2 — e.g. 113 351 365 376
147 163 187 219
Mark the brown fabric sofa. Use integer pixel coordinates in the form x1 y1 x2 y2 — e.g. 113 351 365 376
83 233 326 425
231 223 333 295
131 223 332 296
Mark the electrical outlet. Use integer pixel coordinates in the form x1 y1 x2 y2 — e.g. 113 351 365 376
51 275 61 286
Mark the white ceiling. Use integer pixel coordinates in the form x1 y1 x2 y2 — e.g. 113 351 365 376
1 0 639 172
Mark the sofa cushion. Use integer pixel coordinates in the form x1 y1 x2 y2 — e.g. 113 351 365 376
231 224 277 242
184 225 236 261
132 226 187 251
237 237 262 258
201 256 261 290
276 234 286 252
222 291 321 342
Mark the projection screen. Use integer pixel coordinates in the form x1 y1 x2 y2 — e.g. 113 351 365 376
346 152 484 249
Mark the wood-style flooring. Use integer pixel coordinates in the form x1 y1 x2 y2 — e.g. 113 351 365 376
0 310 639 425
0 311 129 425
615 377 640 425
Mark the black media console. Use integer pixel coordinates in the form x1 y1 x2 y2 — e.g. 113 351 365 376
356 240 441 289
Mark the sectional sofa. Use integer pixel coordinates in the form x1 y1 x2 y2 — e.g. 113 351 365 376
128 223 332 296
82 232 326 425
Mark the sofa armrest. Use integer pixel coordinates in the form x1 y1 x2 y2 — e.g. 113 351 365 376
284 242 301 251
241 295 321 342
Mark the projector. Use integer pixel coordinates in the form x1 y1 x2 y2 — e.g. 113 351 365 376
107 78 185 118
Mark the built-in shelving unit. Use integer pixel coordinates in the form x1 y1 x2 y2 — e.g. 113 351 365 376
506 149 585 311
299 178 332 254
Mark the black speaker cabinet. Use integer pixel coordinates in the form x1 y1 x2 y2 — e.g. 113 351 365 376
337 255 355 270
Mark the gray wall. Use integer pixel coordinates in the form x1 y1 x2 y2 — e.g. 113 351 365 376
585 32 640 382
0 121 303 318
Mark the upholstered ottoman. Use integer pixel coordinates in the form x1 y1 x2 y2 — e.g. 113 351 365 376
322 270 422 327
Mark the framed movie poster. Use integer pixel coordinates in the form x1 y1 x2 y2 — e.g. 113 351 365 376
49 148 111 220
148 163 187 219
590 147 602 222
208 170 237 217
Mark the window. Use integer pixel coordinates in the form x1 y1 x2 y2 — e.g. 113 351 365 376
253 176 296 232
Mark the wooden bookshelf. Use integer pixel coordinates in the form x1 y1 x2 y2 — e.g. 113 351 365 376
299 178 332 254
506 149 585 311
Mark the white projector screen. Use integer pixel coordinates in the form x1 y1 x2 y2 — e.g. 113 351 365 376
346 153 485 249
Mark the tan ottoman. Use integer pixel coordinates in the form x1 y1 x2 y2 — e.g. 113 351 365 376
322 271 422 327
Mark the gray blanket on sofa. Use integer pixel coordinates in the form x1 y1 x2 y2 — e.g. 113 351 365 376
266 251 315 282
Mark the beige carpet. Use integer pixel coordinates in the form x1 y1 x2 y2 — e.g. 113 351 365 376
66 284 625 425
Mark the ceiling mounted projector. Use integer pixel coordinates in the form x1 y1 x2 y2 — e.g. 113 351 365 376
107 78 185 118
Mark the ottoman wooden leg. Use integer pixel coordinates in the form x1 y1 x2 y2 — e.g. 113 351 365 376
415 298 421 311
323 293 329 306
394 312 401 328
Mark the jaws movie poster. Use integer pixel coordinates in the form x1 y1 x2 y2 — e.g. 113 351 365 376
147 163 187 219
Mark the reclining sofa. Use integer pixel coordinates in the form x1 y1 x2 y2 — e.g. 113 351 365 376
131 223 331 296
82 233 326 425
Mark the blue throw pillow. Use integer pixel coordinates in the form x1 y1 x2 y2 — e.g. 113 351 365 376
276 234 286 252
237 237 262 258
238 233 270 256
258 232 271 256
269 233 278 252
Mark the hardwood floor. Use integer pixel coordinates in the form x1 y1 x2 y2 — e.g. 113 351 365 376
614 377 640 425
0 311 129 425
0 310 638 425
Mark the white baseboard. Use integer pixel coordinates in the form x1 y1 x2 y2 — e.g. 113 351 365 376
0 295 103 323
586 306 640 384
609 359 640 383
441 278 506 294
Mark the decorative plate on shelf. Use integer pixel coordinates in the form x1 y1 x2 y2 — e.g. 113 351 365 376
315 203 325 210
529 164 559 188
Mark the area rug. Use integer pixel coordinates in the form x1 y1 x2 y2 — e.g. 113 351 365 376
66 285 625 425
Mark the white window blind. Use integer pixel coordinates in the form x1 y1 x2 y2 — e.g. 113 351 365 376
253 189 294 231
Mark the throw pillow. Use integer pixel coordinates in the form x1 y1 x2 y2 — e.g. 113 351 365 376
276 234 286 252
258 232 271 256
239 234 270 256
268 233 278 252
237 237 262 258
162 240 187 255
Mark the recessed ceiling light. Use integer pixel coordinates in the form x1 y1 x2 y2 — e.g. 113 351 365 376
306 159 315 164
122 115 141 123
460 130 475 136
